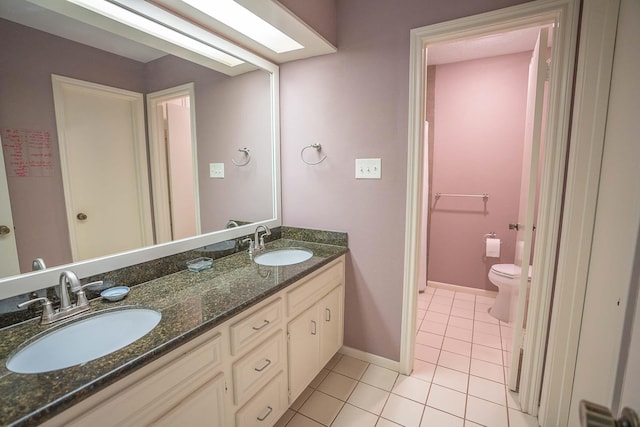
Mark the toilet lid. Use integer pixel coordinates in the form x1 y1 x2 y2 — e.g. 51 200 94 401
491 264 532 279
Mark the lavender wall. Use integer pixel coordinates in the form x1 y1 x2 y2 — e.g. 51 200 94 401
428 52 530 290
0 18 145 272
280 0 530 361
279 0 337 47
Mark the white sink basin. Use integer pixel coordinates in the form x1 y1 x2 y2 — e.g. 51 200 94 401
6 308 161 374
254 248 313 266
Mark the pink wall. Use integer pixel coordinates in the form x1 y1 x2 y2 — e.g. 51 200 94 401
280 0 530 361
428 52 531 290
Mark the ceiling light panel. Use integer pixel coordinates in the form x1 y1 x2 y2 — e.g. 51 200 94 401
181 0 304 53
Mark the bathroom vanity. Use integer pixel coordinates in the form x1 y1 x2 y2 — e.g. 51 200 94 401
0 239 347 427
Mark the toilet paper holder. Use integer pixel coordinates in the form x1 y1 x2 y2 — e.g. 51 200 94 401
483 232 497 239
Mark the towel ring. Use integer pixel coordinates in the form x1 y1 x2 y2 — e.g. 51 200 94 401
301 144 327 165
232 148 251 166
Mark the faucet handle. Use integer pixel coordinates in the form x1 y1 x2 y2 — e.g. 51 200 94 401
18 297 55 322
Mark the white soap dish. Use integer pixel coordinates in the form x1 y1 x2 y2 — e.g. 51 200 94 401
101 286 130 302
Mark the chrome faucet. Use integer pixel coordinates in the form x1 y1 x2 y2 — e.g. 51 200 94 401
243 225 271 258
18 270 92 324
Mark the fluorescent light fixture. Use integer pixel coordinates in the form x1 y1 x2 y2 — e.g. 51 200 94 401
181 0 304 53
66 0 244 67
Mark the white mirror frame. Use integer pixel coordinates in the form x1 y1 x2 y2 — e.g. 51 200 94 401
0 1 281 299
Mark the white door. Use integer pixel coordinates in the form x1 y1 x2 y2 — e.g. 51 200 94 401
166 102 198 240
52 75 152 262
508 28 549 390
0 138 20 277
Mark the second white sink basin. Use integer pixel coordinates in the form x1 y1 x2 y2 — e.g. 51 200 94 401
6 308 161 374
254 248 313 266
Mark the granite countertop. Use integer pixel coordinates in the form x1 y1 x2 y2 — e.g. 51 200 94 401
0 239 347 427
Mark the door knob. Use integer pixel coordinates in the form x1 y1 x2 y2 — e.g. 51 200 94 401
0 225 11 235
76 213 88 221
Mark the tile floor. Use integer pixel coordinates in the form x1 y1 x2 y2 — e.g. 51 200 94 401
275 286 539 427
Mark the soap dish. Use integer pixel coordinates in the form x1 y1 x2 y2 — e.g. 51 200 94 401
100 286 130 302
187 257 213 272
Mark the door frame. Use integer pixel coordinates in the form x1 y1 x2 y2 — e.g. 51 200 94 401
52 75 152 261
0 135 20 277
147 83 200 243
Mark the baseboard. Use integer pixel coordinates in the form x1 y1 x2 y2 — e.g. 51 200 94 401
427 280 497 298
339 346 400 372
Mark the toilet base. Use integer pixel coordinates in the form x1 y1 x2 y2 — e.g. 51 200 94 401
489 285 513 322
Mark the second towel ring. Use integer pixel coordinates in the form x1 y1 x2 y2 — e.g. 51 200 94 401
301 143 327 165
232 148 251 166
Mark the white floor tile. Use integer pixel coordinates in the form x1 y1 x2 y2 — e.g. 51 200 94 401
475 302 493 314
445 325 473 342
464 421 483 427
472 331 502 349
392 375 431 404
471 344 504 366
467 375 505 405
325 353 343 370
465 395 508 427
317 371 357 401
508 408 539 427
450 307 475 320
381 394 425 427
454 292 475 301
475 295 495 304
452 300 475 311
432 366 469 393
291 387 314 410
431 295 454 306
473 321 501 336
424 311 449 324
435 288 455 297
416 331 444 348
299 391 344 426
418 299 429 310
348 382 390 415
425 286 436 295
416 309 426 320
469 359 504 383
333 355 369 380
309 369 330 388
448 316 474 330
286 413 325 427
415 343 440 364
411 359 437 382
420 321 447 335
442 337 472 357
506 388 522 410
474 310 499 325
438 350 471 374
361 364 399 392
275 409 295 427
503 351 513 367
429 303 452 315
376 418 403 427
332 403 379 427
420 406 464 427
426 384 466 418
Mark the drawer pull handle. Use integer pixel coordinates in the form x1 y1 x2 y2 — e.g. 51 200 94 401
252 319 270 331
257 406 273 421
255 358 272 372
311 320 317 335
326 308 331 322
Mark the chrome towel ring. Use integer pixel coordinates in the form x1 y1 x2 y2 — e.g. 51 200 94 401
232 147 251 166
301 143 327 165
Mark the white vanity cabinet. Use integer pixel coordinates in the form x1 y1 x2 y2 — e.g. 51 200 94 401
42 255 345 427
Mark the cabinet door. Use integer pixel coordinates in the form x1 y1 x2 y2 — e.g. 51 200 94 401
319 286 344 368
287 305 320 401
152 373 225 427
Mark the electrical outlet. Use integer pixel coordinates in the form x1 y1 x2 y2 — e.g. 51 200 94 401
355 158 381 179
209 163 224 178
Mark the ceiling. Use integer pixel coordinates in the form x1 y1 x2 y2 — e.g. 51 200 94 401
427 26 553 65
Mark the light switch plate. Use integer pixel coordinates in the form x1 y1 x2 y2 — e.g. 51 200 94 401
209 163 224 178
355 158 381 179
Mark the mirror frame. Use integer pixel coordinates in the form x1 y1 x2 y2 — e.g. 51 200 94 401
0 0 281 299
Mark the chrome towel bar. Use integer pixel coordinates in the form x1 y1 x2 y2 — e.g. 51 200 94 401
434 192 489 200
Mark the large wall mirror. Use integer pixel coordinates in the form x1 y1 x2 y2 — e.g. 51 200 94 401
0 0 281 298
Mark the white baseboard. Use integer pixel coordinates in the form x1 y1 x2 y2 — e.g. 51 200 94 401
427 280 498 298
339 346 400 372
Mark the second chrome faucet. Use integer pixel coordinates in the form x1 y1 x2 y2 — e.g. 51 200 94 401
244 225 271 258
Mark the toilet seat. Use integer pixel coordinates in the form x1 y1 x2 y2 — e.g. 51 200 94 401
490 264 532 280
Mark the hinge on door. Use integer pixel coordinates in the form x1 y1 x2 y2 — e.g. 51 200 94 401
545 59 551 81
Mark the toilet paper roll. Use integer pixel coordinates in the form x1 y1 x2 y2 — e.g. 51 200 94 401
486 238 501 258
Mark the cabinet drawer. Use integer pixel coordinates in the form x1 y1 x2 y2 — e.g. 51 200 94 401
287 258 344 317
235 371 287 427
230 298 283 355
232 331 284 405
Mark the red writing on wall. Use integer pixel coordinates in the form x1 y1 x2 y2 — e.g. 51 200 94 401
1 128 54 177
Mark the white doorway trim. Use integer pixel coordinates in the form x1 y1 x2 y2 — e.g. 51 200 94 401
401 0 580 414
147 83 200 243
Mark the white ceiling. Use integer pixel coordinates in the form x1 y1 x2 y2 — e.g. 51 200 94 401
427 26 553 65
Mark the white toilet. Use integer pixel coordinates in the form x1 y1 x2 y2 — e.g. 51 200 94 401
487 264 532 322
